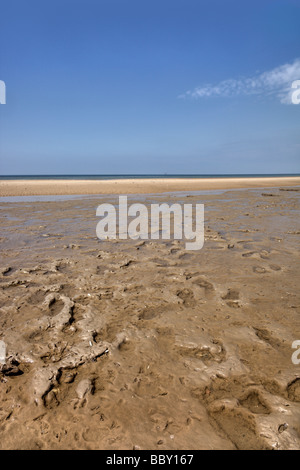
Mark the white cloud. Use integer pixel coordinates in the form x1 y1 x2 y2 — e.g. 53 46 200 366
180 59 300 104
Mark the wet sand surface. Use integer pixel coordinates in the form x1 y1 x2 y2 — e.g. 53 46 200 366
0 187 299 450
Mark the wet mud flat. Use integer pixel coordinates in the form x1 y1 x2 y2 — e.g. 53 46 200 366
0 187 299 449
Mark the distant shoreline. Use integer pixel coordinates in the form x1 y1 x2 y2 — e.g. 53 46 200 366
0 173 299 181
0 176 300 197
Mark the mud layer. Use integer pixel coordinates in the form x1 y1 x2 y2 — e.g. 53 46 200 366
0 187 299 450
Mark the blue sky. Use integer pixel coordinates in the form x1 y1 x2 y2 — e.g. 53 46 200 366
0 0 299 175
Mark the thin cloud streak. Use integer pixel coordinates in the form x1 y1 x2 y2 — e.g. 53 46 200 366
180 59 300 104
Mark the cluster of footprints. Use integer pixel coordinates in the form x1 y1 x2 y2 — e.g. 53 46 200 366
0 252 299 450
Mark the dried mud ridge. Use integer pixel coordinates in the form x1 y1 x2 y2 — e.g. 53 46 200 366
0 188 299 449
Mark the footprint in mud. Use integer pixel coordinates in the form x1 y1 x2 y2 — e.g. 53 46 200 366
24 329 44 343
40 341 69 364
48 298 65 317
43 389 60 409
135 240 146 250
170 247 180 255
177 341 226 366
192 277 215 298
239 390 271 415
53 260 73 274
0 358 24 377
269 264 282 272
150 258 170 267
242 252 256 258
176 288 196 307
72 303 86 322
1 267 13 276
27 289 46 305
253 266 267 274
42 294 74 330
58 285 77 298
178 252 194 260
119 259 136 268
59 369 77 385
287 378 300 402
139 306 159 320
242 251 271 261
73 378 95 409
254 328 281 349
98 321 129 343
184 271 200 280
259 250 270 260
97 288 114 300
221 289 240 308
208 401 268 450
116 336 135 354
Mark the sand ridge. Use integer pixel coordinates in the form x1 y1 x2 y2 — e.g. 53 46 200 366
0 176 300 197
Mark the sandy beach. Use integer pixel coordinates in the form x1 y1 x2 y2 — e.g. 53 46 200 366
1 176 300 197
0 182 300 449
2 0 300 453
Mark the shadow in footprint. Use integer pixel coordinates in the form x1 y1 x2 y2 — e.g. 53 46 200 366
239 391 271 415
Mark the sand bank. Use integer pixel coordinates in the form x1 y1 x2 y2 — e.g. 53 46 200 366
0 176 300 197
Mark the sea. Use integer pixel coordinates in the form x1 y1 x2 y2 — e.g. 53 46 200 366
0 174 299 180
